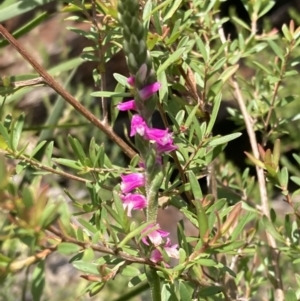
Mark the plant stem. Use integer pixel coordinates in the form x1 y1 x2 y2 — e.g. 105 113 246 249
231 76 284 301
146 266 162 301
0 24 137 160
216 17 284 301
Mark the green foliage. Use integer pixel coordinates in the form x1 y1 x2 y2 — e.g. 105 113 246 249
1 0 300 300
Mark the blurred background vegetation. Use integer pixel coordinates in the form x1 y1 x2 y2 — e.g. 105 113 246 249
1 0 300 300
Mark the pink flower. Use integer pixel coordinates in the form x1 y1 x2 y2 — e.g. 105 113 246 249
127 76 135 86
145 128 172 145
121 193 147 216
145 127 177 153
117 100 136 111
139 82 161 100
130 115 147 136
150 239 179 264
156 141 178 154
130 115 177 153
120 173 145 194
141 223 169 246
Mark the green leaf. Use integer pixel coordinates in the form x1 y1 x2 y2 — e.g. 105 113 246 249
178 281 192 300
78 218 98 234
31 261 45 301
291 176 300 187
194 199 209 242
0 12 51 48
121 266 141 277
68 135 86 164
207 80 223 98
196 258 218 267
219 65 239 83
22 186 34 208
285 288 297 301
258 1 275 18
252 61 272 74
231 16 250 31
161 283 178 301
53 158 82 170
157 45 187 75
119 221 153 248
44 141 54 166
207 133 242 147
282 24 293 42
195 34 209 63
30 141 47 158
230 211 256 241
279 167 289 189
178 248 186 264
0 122 11 149
206 93 222 134
143 0 152 29
268 40 284 60
163 0 182 21
90 91 131 97
113 73 130 87
57 242 82 255
261 215 285 243
184 105 199 128
187 170 203 199
11 113 25 151
199 286 223 297
39 202 60 228
72 261 99 274
0 0 54 22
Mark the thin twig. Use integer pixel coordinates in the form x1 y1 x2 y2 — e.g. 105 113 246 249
0 24 137 160
47 225 154 265
216 18 284 301
263 48 292 144
91 0 108 123
2 148 90 184
231 76 284 301
0 77 46 88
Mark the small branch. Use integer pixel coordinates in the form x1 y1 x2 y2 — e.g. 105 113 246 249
263 48 292 144
91 0 108 123
8 248 53 273
47 225 154 265
231 78 284 301
0 24 137 160
0 77 46 89
2 148 90 184
216 19 284 301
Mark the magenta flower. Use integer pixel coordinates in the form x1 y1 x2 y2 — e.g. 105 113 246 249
127 76 135 86
130 115 177 153
145 128 173 145
130 115 147 136
121 193 147 216
157 141 178 154
120 173 145 194
150 238 179 264
117 100 136 111
141 223 169 246
139 82 161 100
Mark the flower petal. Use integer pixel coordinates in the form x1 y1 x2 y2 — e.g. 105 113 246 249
157 141 177 154
117 100 136 111
127 76 135 86
145 128 170 145
150 239 179 264
121 193 147 216
141 223 169 246
130 115 147 137
139 82 161 100
120 173 145 194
